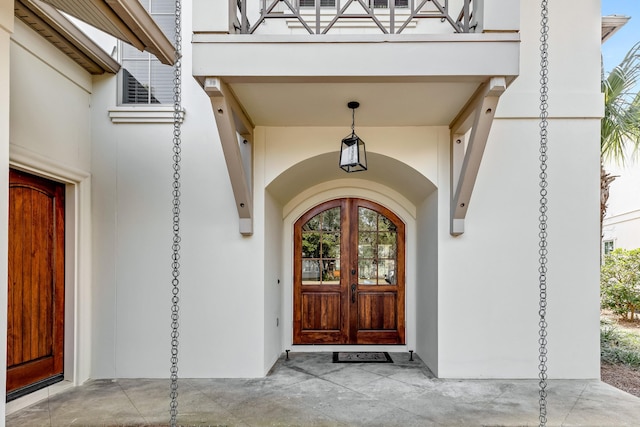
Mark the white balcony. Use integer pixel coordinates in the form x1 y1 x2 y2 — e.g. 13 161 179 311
193 0 519 127
191 0 520 234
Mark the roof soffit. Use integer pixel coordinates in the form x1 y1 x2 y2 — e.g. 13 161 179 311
40 0 175 65
602 15 630 43
15 0 120 74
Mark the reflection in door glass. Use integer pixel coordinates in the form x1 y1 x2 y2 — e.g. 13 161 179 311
302 260 321 282
358 207 397 285
301 207 340 285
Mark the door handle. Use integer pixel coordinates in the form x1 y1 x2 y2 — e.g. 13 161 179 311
351 284 356 303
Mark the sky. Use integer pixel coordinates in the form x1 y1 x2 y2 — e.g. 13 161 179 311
602 0 640 73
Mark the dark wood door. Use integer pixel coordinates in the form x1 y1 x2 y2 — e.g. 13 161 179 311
293 198 405 344
7 169 65 399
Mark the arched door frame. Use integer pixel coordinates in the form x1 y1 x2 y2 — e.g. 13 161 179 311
282 183 418 352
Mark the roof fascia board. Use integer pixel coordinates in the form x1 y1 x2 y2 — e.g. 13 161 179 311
601 15 630 43
41 0 175 65
19 0 120 74
105 0 175 65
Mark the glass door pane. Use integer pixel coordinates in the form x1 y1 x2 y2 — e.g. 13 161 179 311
358 207 398 285
301 207 341 285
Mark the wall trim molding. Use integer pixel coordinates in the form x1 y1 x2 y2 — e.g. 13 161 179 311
108 106 185 124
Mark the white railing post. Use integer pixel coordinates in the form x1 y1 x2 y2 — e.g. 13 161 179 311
193 0 237 34
474 0 520 33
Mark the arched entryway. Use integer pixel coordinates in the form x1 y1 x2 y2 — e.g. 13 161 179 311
293 198 405 345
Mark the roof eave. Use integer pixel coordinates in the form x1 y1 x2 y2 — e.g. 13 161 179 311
602 15 631 43
16 0 121 74
41 0 176 65
105 0 175 65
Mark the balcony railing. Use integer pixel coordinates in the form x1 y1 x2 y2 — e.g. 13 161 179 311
236 0 475 35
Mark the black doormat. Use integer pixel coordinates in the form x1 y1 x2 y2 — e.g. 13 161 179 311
333 351 393 363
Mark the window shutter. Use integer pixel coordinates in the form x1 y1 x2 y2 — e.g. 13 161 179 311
373 0 408 8
300 0 336 7
120 0 175 105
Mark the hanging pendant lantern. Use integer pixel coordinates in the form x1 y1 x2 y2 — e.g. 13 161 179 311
340 101 367 173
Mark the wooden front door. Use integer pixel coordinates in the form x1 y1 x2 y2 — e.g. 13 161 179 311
7 169 65 399
293 198 405 344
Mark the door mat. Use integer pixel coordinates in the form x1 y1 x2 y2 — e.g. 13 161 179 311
333 351 393 363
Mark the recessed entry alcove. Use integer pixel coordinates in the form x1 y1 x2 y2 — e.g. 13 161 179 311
265 150 439 373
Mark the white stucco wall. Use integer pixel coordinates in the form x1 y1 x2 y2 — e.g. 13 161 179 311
91 83 269 378
433 0 602 378
437 119 600 378
90 0 268 378
605 160 640 219
10 21 92 169
603 211 640 252
263 126 439 189
602 154 640 251
263 190 283 372
415 191 438 374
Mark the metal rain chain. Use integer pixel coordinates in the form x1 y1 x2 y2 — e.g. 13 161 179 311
169 0 183 424
164 1 551 427
537 0 550 426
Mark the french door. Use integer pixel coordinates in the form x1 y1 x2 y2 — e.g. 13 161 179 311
7 169 65 400
293 198 405 344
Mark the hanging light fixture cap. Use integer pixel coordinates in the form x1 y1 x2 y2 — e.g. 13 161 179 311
347 101 360 109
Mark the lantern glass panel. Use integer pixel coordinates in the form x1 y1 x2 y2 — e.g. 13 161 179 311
340 137 358 167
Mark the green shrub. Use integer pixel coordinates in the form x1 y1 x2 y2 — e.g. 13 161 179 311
601 320 640 369
601 248 640 320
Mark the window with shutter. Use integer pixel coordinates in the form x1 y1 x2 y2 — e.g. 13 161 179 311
373 0 409 8
300 0 336 7
298 0 408 8
120 0 175 105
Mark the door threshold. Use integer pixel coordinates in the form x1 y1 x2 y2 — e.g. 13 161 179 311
290 344 408 353
6 379 73 415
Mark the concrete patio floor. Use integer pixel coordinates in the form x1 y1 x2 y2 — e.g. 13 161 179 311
6 352 640 426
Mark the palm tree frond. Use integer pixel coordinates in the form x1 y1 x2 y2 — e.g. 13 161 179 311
602 41 640 165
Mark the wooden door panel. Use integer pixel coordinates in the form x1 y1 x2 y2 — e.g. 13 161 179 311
355 331 404 345
301 292 341 330
357 292 397 330
6 358 56 392
8 187 55 367
7 169 65 398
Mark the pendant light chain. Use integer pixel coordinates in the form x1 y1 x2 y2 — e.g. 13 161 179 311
351 107 355 134
169 0 183 425
537 0 550 426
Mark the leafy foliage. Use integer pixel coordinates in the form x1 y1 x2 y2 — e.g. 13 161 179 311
601 319 640 369
602 42 640 163
600 42 640 237
601 248 640 320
